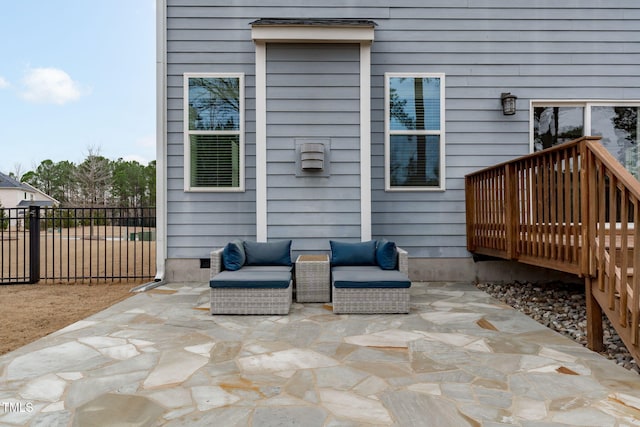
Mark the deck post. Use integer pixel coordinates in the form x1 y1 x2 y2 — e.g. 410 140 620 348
504 163 518 260
585 276 604 352
586 143 598 278
465 176 476 252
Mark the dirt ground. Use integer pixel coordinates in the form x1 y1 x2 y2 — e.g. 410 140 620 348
0 283 134 355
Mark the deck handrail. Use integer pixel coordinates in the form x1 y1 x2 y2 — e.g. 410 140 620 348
465 136 597 180
466 136 596 273
465 135 640 361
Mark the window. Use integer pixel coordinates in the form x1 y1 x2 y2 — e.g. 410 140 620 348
184 73 244 191
533 105 584 151
385 73 445 191
532 102 640 178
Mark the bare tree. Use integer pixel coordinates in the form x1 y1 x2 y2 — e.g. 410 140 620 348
75 146 112 207
10 163 24 181
74 146 112 238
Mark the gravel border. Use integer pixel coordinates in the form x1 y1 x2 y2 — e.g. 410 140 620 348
475 281 639 374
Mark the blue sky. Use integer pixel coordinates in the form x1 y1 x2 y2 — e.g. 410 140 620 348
0 1 156 176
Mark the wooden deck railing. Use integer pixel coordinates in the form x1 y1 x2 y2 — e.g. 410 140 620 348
466 136 640 361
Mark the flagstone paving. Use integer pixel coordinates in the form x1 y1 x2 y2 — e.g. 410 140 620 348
1 282 640 426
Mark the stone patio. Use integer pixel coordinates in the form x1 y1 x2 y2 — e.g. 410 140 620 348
1 282 640 426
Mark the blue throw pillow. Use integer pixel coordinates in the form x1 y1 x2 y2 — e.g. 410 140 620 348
330 240 377 266
376 238 397 270
223 239 246 271
243 240 292 266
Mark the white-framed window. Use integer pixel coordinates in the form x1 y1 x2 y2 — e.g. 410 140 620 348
531 101 640 178
385 73 445 191
183 73 244 192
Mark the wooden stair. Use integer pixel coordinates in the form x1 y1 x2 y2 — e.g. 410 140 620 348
593 237 640 352
465 136 640 363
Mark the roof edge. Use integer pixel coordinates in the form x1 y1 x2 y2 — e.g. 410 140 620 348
250 18 377 28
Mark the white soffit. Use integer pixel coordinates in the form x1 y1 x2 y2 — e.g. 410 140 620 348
251 18 375 43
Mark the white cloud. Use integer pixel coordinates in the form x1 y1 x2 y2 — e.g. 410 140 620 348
135 134 156 148
0 76 9 89
21 67 87 105
123 154 151 165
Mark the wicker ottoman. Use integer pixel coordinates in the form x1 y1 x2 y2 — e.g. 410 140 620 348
295 254 330 302
332 286 410 314
210 283 292 315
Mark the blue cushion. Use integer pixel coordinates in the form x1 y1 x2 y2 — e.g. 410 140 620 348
243 240 292 266
330 240 377 266
210 270 291 289
376 239 397 270
331 266 410 289
239 266 292 272
222 239 245 271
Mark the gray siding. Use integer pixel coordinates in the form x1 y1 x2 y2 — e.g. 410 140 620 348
370 0 640 258
165 2 257 259
266 44 361 252
165 0 640 261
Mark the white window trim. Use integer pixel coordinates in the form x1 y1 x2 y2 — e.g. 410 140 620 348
529 99 640 152
384 72 446 192
253 31 373 241
183 72 245 192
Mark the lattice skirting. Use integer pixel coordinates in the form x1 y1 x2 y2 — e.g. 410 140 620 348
331 286 410 314
210 283 292 315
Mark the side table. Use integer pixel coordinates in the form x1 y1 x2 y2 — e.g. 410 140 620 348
295 254 330 302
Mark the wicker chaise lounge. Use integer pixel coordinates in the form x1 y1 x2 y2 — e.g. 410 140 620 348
330 240 411 314
209 240 293 315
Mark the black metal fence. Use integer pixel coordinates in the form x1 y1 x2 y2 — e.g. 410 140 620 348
1 206 156 285
0 208 30 283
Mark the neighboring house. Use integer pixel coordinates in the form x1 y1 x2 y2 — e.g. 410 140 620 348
156 1 640 282
0 171 58 228
0 171 58 209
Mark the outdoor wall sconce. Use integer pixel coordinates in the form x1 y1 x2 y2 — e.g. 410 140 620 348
501 92 517 115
